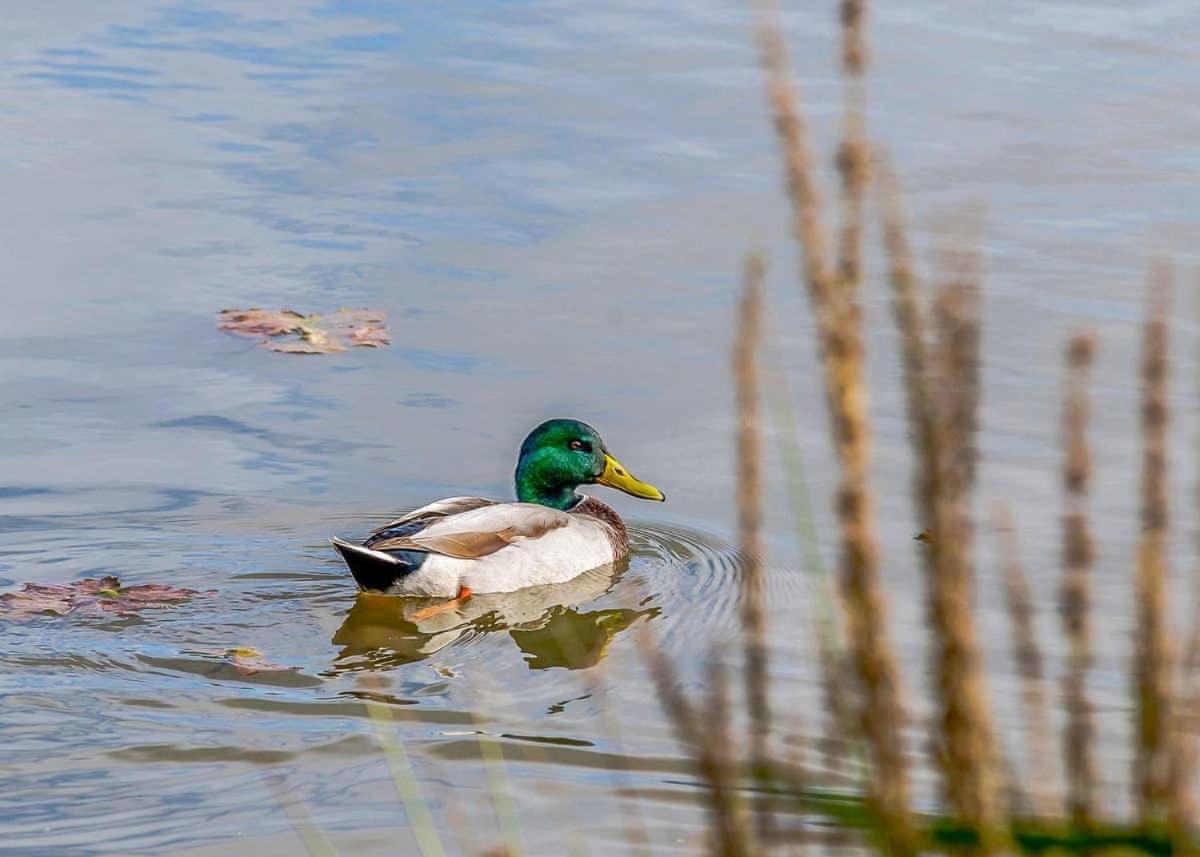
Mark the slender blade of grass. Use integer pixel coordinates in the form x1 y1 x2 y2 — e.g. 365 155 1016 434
764 347 858 783
362 690 447 857
475 729 524 857
263 772 340 857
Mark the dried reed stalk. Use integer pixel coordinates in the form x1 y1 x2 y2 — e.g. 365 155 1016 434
839 0 867 76
1134 263 1177 829
829 0 868 792
754 4 913 851
878 163 933 515
754 4 833 310
932 231 984 488
1059 331 1100 828
994 502 1056 817
926 260 1009 850
1170 276 1200 848
707 658 752 857
835 0 868 303
1174 678 1200 835
639 631 755 857
881 173 1007 846
734 255 773 837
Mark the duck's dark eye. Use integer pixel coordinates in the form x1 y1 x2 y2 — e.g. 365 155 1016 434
569 440 588 452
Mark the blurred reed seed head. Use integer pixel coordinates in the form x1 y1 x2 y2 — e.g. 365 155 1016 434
636 3 1200 855
994 502 1056 819
1134 264 1178 829
754 1 915 851
1060 330 1100 829
839 0 867 74
733 254 780 844
894 214 1009 849
637 625 756 856
883 158 1007 843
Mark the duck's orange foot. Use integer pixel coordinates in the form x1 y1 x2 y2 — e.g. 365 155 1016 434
410 585 473 621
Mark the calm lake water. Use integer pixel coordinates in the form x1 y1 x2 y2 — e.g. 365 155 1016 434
2 1 1200 853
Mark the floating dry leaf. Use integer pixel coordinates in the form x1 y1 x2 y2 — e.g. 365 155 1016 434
914 530 935 544
217 308 307 337
0 576 214 618
218 307 389 354
226 646 294 675
191 646 294 675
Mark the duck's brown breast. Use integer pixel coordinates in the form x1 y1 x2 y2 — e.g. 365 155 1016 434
572 496 629 560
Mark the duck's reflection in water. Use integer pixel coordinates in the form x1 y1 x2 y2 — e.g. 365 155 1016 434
331 562 659 672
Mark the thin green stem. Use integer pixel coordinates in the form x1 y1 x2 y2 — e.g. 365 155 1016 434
476 730 524 856
364 697 447 857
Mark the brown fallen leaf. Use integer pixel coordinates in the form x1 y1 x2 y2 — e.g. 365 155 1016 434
0 576 214 618
217 308 308 337
218 307 389 354
339 310 391 348
191 646 295 675
914 530 934 544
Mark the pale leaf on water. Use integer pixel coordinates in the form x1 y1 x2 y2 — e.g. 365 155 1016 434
218 307 389 354
216 308 308 337
189 646 297 675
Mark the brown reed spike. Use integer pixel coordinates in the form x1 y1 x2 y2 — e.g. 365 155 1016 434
925 260 1010 850
881 170 1007 845
839 0 867 76
830 0 869 794
878 161 935 518
994 502 1057 817
1169 276 1200 848
754 4 832 307
932 218 984 492
734 254 773 837
1060 330 1100 828
754 4 914 852
638 629 755 857
1134 263 1177 829
835 0 869 301
707 658 753 857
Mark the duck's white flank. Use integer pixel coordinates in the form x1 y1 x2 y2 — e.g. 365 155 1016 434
401 513 617 597
341 498 622 597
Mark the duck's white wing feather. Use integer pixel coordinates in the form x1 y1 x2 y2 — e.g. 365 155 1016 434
370 496 498 535
371 502 572 560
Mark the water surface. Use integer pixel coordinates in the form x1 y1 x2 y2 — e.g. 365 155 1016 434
2 1 1200 853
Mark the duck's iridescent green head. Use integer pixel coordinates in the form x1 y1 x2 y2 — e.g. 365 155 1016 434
514 418 666 510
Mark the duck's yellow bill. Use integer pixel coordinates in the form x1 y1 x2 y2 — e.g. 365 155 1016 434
598 454 666 502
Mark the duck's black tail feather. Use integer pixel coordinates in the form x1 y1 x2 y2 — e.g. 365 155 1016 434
331 537 414 593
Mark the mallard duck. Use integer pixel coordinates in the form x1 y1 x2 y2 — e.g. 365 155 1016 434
331 419 665 612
